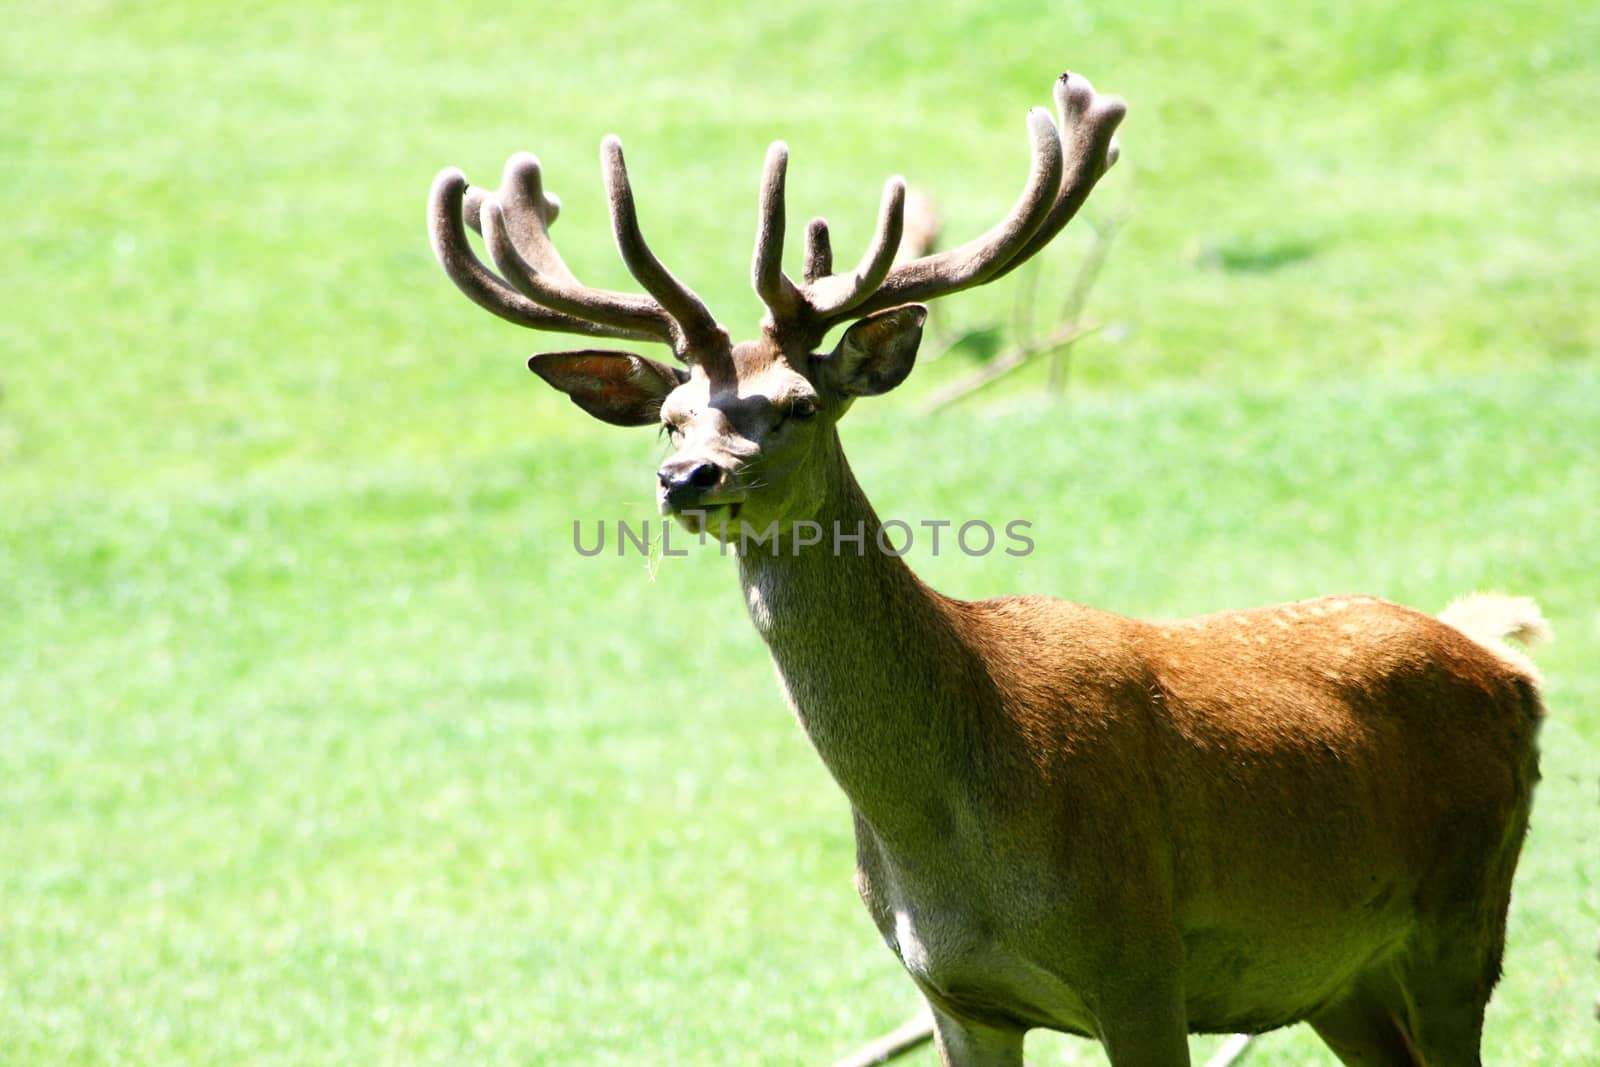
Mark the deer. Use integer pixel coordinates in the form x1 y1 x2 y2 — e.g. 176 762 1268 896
426 72 1550 1067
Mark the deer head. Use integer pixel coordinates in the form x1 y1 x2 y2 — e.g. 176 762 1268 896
427 73 1124 541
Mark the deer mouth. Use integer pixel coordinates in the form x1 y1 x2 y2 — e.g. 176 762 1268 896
663 498 744 534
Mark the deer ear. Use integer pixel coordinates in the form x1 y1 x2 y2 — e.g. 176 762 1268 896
527 350 688 427
815 305 927 397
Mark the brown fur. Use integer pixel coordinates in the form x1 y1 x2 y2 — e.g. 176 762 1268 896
740 458 1544 1066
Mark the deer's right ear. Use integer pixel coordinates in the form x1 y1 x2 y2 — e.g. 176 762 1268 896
527 350 688 427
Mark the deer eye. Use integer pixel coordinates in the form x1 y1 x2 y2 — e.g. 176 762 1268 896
787 397 819 421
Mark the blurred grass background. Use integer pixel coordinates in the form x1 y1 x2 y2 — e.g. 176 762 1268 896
2 1 1596 1063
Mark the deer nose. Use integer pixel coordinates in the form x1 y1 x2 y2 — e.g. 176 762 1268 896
657 458 723 494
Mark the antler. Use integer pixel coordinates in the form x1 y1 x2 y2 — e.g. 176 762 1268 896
428 141 729 361
753 71 1125 347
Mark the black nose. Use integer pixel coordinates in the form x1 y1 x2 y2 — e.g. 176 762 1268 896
657 459 722 493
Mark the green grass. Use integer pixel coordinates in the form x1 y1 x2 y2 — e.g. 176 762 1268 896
3 1 1597 1063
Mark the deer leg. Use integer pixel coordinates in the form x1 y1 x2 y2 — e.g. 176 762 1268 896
1396 828 1523 1067
1403 992 1488 1067
1094 983 1192 1067
928 1005 1024 1067
1396 931 1501 1067
1307 966 1421 1066
1069 907 1189 1067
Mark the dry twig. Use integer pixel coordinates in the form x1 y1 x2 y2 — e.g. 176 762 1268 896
921 211 1125 413
830 1010 934 1067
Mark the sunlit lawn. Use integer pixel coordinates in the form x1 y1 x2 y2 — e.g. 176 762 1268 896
3 1 1596 1063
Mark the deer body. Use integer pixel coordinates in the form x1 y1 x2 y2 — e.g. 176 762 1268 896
736 412 1541 1064
428 73 1547 1065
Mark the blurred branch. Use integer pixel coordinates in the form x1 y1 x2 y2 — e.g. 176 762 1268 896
1204 1034 1255 1067
921 321 1102 414
1048 212 1126 394
830 1009 935 1067
922 211 1126 414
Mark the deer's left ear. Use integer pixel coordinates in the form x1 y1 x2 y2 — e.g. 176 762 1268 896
527 350 688 427
814 305 927 397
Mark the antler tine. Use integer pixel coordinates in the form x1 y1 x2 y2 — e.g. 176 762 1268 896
427 168 656 341
482 199 677 341
753 141 804 324
982 71 1127 283
803 218 833 283
601 136 729 355
804 176 906 320
461 164 560 239
462 186 489 235
753 144 909 336
839 106 1064 323
486 153 575 283
478 151 679 340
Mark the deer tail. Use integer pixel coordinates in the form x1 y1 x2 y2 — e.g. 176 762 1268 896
1439 593 1552 686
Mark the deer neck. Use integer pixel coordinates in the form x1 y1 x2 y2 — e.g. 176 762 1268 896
735 442 990 837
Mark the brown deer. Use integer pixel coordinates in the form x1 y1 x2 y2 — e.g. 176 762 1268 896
426 73 1549 1067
